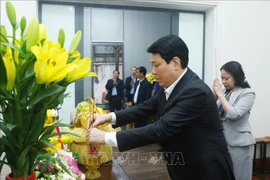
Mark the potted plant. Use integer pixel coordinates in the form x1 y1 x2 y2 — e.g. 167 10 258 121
0 1 97 179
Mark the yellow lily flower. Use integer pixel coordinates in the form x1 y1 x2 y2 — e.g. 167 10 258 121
65 57 97 83
60 135 73 144
31 41 77 84
43 137 62 153
3 47 16 91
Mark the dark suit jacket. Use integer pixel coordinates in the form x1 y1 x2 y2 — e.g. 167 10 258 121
113 68 235 180
133 78 152 105
105 78 124 101
124 76 136 98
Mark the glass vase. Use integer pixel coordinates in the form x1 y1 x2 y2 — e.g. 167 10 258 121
84 152 102 179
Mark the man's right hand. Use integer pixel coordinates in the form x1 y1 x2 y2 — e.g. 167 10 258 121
87 113 112 129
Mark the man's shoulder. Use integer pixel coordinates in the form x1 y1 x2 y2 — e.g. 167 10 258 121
181 77 212 95
125 76 130 80
142 78 151 84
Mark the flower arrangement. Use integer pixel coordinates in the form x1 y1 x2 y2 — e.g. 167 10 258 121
145 72 156 84
35 150 85 180
0 1 97 179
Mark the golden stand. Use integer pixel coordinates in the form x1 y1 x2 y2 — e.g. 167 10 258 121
84 152 103 179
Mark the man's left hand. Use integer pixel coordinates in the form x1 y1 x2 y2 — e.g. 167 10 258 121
86 128 106 145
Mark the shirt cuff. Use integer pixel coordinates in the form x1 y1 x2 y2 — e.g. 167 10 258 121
105 132 118 147
110 112 116 125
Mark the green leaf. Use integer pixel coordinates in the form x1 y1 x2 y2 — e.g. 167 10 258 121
39 139 55 149
17 142 40 171
0 122 18 144
27 84 66 107
39 122 77 140
0 41 23 54
29 147 39 173
22 110 46 144
0 95 15 101
5 123 17 131
1 137 17 169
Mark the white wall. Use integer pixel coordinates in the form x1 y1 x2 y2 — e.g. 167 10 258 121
179 13 204 79
213 1 270 138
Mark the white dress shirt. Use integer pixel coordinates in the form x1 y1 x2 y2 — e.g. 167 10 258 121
133 79 144 104
105 68 187 147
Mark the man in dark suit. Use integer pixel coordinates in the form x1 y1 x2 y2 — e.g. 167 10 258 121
124 66 137 102
132 66 152 127
87 35 235 180
105 70 124 112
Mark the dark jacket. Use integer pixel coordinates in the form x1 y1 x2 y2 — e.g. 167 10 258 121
132 78 152 105
105 78 124 101
124 76 136 98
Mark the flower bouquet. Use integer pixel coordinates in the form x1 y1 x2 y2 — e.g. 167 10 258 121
35 150 85 180
145 72 156 84
0 1 97 179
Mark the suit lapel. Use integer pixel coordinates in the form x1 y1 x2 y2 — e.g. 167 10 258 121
134 80 139 90
162 68 196 114
158 90 167 116
228 87 243 105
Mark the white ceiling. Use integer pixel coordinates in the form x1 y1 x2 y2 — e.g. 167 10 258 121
41 0 218 12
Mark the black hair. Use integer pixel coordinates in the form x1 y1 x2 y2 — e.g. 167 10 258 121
113 70 120 74
220 61 250 88
137 66 147 76
147 34 189 68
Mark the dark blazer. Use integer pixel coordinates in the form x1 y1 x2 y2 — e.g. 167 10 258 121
105 78 124 101
133 78 152 105
124 76 135 98
113 68 235 180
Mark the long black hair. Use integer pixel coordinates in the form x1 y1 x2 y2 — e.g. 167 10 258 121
220 61 250 88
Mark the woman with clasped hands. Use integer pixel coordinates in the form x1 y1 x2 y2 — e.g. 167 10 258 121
213 61 255 180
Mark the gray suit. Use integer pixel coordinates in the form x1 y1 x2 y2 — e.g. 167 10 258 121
218 87 255 180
